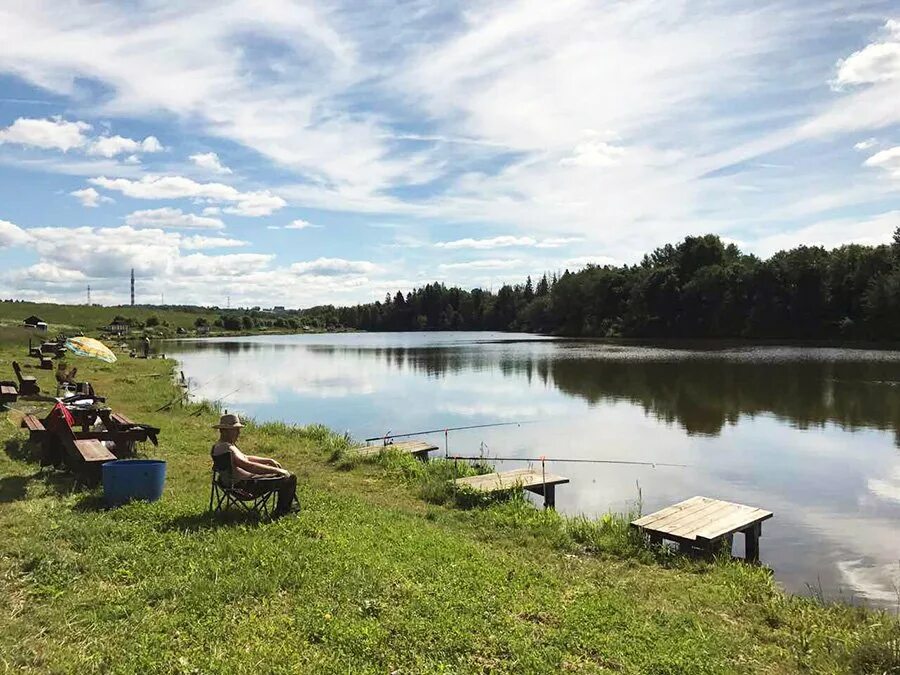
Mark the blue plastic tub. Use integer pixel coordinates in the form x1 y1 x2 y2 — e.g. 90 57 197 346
102 459 167 507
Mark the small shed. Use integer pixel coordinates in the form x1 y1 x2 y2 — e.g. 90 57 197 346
105 321 129 334
196 325 210 335
23 316 48 331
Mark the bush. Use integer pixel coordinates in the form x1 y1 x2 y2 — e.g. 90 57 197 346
221 315 241 330
145 315 160 327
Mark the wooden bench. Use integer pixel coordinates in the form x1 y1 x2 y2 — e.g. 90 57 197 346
350 439 439 461
58 423 116 468
20 414 51 464
21 414 46 438
39 356 53 370
0 381 18 405
454 467 570 509
12 361 39 396
631 496 773 562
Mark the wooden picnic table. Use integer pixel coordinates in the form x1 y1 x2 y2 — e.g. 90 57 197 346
20 406 160 482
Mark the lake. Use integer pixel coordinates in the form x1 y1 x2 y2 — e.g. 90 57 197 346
168 332 900 607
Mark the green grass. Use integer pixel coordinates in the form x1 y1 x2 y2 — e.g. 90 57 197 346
0 337 898 673
0 300 219 336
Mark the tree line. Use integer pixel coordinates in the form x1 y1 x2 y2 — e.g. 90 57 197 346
298 231 900 340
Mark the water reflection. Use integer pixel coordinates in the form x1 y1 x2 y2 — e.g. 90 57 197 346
169 333 900 606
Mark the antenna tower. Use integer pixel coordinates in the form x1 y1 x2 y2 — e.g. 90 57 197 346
130 268 135 306
87 285 91 305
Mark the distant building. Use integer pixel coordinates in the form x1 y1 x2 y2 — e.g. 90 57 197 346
196 325 210 335
273 306 286 312
105 321 129 334
23 316 48 331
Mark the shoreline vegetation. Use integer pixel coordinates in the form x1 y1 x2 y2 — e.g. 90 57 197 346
7 233 900 348
0 334 898 672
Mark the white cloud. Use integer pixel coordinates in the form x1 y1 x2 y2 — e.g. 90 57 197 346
89 175 286 216
864 146 900 179
284 219 317 230
559 134 627 167
436 236 535 250
438 259 524 271
535 237 582 249
88 134 163 158
854 138 877 150
563 255 621 269
748 210 900 257
11 263 87 284
124 207 225 230
434 235 581 250
291 258 378 276
0 117 90 151
833 20 900 88
177 252 273 277
190 151 232 174
201 206 221 215
180 235 248 250
70 187 113 208
0 219 31 248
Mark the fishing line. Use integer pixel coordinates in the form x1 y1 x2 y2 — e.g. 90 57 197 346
364 420 533 442
447 455 688 468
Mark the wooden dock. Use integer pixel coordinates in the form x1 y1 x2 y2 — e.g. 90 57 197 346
631 496 773 562
350 439 439 460
453 467 569 508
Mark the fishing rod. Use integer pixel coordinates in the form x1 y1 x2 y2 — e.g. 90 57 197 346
447 455 688 468
189 385 244 416
364 420 531 443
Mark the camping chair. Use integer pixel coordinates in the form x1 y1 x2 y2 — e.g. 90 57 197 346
209 463 278 520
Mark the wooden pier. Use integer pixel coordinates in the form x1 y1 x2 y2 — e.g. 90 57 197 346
350 439 440 461
453 467 569 508
631 496 773 562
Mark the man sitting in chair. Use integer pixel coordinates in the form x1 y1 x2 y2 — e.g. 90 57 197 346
211 413 297 516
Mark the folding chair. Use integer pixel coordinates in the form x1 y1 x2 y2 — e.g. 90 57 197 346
209 466 278 520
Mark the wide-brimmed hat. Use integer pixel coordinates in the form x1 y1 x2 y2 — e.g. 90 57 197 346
213 413 244 429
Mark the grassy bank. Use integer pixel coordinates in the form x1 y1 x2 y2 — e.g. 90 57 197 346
0 340 898 673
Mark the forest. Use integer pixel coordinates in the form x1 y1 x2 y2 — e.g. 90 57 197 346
297 231 900 340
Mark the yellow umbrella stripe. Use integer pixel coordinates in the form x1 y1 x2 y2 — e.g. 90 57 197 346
64 336 118 363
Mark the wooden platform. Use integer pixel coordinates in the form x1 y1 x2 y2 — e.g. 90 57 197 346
350 440 439 460
631 496 773 562
454 467 569 508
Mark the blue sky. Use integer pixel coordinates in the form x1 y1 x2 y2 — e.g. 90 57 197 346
0 1 897 307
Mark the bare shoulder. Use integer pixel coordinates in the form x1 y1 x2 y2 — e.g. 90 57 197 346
212 441 238 455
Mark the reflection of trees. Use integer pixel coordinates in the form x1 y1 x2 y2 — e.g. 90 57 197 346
549 358 900 441
175 340 900 443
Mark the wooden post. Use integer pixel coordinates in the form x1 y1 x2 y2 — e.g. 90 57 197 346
543 483 556 509
745 523 761 563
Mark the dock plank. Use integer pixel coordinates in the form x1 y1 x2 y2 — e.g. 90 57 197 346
695 507 772 542
454 467 569 493
350 440 439 458
631 495 709 529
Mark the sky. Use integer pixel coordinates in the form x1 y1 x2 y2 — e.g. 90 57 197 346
0 1 898 308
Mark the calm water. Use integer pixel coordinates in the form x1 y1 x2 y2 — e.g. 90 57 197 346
169 332 900 606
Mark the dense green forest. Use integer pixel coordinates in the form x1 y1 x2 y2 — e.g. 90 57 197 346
300 232 900 339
